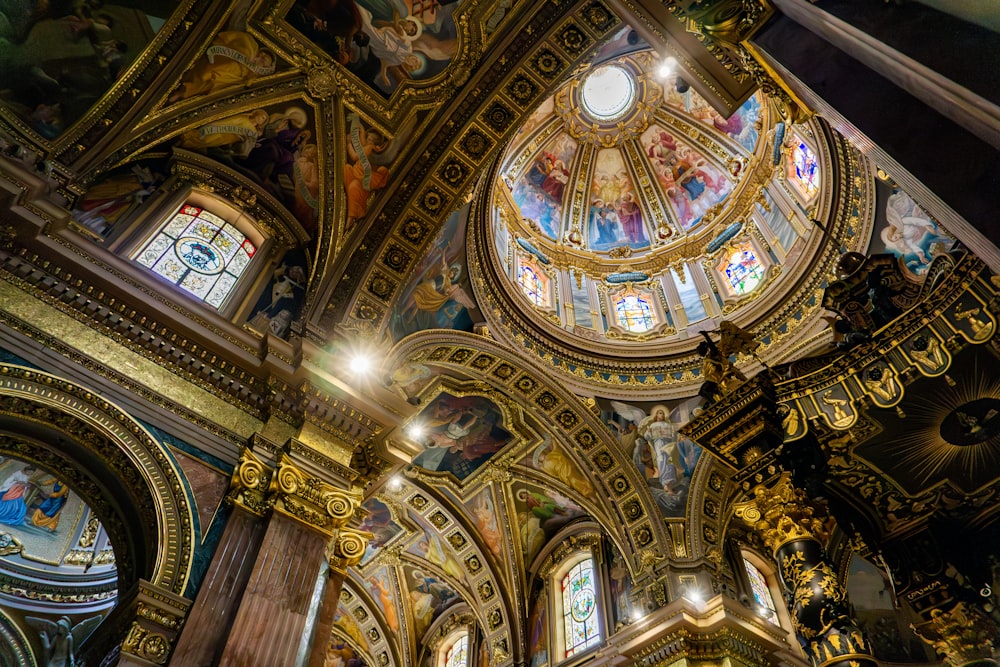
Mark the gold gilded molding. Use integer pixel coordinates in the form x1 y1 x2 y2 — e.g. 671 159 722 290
228 448 363 536
327 526 373 574
120 579 192 666
0 277 263 439
910 602 996 667
733 472 825 554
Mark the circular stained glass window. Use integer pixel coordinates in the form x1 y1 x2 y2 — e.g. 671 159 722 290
580 64 636 122
177 237 224 274
571 587 596 622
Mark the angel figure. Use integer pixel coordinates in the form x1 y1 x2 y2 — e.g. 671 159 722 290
533 434 593 496
696 321 759 403
26 615 102 667
610 402 697 514
344 113 415 230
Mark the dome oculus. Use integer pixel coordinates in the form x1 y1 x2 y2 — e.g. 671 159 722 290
580 64 636 122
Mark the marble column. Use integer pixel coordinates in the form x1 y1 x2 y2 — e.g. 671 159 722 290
735 473 877 667
169 504 267 665
210 449 365 667
306 527 369 667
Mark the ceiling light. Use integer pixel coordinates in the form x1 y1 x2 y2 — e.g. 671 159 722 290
388 475 402 491
407 423 425 440
349 353 373 374
684 588 704 606
658 56 677 79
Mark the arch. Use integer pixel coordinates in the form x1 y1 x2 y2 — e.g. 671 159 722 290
0 363 195 596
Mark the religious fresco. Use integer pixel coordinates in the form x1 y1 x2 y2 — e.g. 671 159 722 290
168 30 277 105
390 205 480 341
527 587 549 667
345 112 417 231
246 248 310 339
603 397 702 519
0 458 84 565
870 181 954 278
0 1 177 139
523 436 593 498
641 125 732 230
357 498 405 565
406 511 466 581
409 392 513 481
325 641 368 667
846 555 934 663
71 158 167 238
177 103 322 236
661 90 762 153
513 483 586 564
465 488 503 558
510 132 578 240
402 563 461 641
606 543 632 630
333 603 367 647
363 567 400 633
286 0 460 98
588 148 648 252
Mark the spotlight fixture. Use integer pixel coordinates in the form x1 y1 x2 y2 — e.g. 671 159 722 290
683 588 704 605
388 475 402 491
674 77 690 94
658 56 677 79
407 423 425 440
348 353 373 374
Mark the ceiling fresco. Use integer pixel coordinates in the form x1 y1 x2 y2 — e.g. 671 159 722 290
0 0 973 664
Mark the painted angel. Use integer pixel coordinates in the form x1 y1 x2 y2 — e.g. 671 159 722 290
533 434 593 496
610 402 697 514
25 615 102 667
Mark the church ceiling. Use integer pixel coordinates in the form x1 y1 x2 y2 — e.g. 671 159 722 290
0 0 991 664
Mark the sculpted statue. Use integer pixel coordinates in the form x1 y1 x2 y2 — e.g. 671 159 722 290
25 615 102 667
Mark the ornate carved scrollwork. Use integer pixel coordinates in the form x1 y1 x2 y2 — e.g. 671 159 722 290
737 473 877 667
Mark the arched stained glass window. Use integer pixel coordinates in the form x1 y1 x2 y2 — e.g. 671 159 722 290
444 633 468 667
722 245 765 294
562 558 601 656
518 264 546 307
743 558 779 625
788 140 819 199
615 291 655 333
134 204 256 309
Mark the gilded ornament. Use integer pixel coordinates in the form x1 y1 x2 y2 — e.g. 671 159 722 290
306 66 338 99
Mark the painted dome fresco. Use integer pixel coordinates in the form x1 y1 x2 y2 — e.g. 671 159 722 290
475 41 874 397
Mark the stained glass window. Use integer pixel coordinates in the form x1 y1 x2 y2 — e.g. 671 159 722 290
743 559 779 626
722 245 765 294
615 291 655 333
445 633 468 667
788 140 819 199
134 204 256 309
562 558 601 656
519 264 547 307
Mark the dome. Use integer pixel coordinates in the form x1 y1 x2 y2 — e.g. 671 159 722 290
473 45 871 397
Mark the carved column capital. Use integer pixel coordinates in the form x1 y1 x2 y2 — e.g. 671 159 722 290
326 526 372 574
227 447 363 536
270 453 363 536
911 602 997 667
119 580 191 665
733 472 826 554
226 448 273 516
